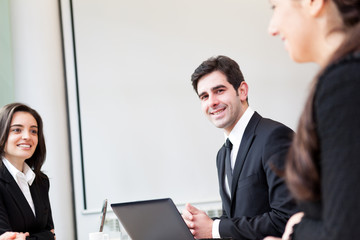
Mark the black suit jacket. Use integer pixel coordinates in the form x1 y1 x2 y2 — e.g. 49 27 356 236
217 112 297 240
0 164 55 240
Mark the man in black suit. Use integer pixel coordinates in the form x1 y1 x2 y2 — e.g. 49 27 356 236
182 56 297 240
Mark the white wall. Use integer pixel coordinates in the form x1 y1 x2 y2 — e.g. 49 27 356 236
10 0 75 239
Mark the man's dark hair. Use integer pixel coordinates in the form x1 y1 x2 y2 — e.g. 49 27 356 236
191 55 245 94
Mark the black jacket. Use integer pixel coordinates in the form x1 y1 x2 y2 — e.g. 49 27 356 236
293 52 360 240
217 112 297 239
0 164 55 240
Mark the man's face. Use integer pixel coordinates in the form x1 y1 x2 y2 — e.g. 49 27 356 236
197 70 247 135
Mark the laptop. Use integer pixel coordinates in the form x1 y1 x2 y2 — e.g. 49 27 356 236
111 198 230 240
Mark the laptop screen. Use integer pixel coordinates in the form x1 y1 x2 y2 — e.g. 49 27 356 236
111 198 195 240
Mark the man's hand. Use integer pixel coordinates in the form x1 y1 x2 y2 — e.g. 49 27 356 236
182 203 213 239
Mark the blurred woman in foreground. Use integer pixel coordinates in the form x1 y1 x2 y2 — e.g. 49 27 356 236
265 0 360 239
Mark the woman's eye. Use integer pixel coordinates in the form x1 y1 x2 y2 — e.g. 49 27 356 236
269 2 277 10
12 128 21 133
30 129 38 135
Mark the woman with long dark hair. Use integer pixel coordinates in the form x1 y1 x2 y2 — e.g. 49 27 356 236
265 0 360 239
0 103 55 240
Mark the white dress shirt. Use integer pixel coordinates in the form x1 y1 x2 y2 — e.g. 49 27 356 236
2 158 36 216
212 107 254 238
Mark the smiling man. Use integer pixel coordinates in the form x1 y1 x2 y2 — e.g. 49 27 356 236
182 55 298 240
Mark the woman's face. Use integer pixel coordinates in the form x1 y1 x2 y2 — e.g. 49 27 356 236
4 111 39 164
268 0 315 62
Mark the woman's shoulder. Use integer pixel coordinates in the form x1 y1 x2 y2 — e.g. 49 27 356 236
320 52 360 81
316 52 360 95
34 172 50 189
314 51 360 136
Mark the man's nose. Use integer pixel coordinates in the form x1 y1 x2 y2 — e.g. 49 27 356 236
209 94 219 107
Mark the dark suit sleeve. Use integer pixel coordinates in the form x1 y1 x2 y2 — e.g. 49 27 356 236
0 186 13 234
219 125 297 239
44 177 54 231
26 231 55 240
292 58 360 240
27 177 55 240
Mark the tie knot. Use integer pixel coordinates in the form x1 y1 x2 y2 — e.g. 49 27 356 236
225 138 232 149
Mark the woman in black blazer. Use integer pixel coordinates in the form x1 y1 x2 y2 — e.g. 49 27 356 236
0 103 55 240
265 0 360 240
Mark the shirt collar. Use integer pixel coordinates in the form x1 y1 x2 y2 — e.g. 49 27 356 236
224 106 254 146
2 157 36 186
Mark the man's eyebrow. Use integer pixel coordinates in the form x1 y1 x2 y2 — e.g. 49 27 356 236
198 91 207 98
198 85 227 98
212 85 226 91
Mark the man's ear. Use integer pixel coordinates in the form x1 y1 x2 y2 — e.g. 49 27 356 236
238 81 248 102
307 0 325 17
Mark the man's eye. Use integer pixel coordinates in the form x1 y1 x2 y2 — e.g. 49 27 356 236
200 95 208 101
217 89 224 94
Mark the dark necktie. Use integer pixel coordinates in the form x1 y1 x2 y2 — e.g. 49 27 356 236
225 138 233 192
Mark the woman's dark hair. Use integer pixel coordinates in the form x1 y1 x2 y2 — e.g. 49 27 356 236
0 103 47 179
286 0 360 201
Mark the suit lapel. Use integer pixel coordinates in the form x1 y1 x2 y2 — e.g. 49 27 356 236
230 112 261 200
0 164 37 221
